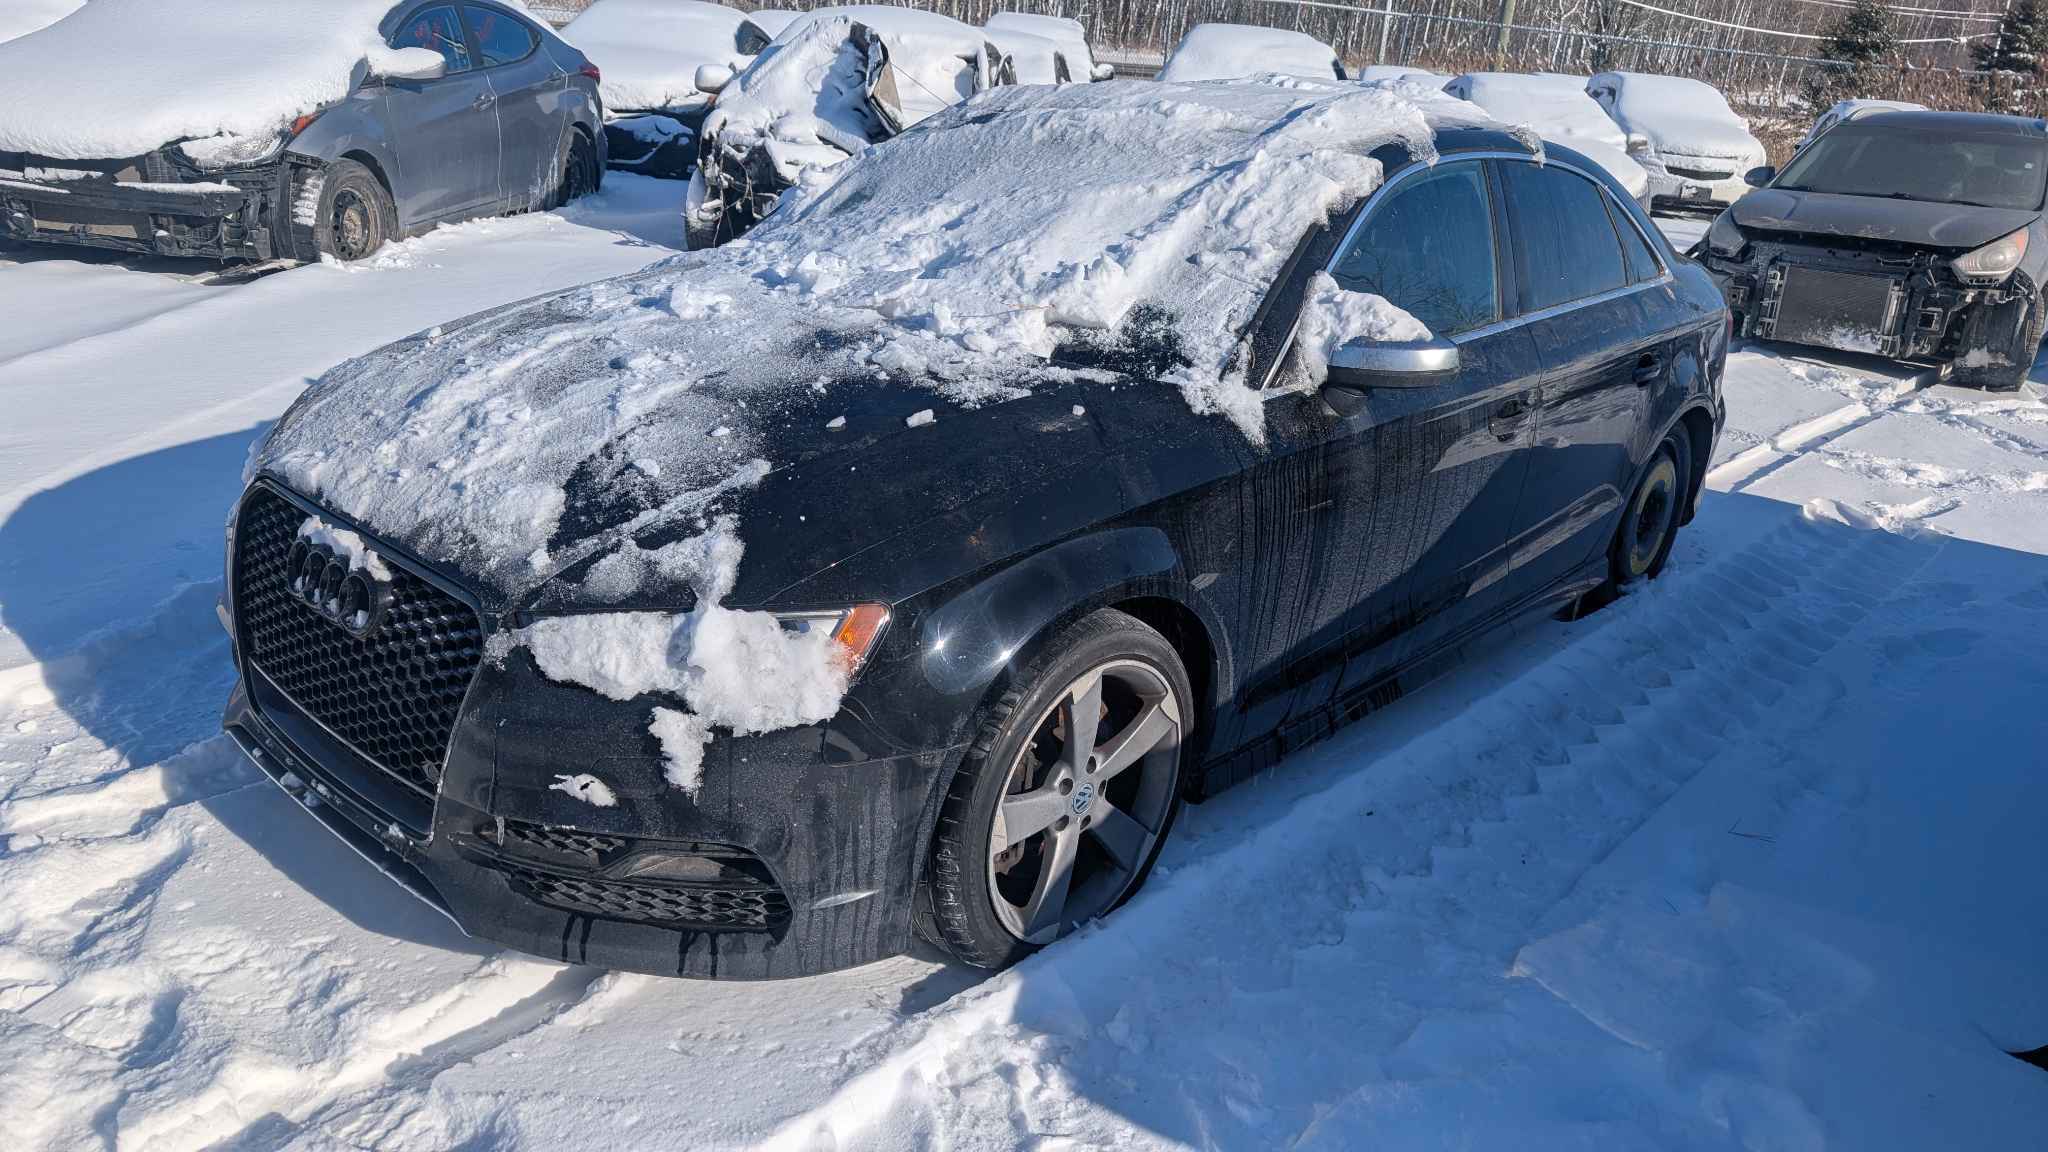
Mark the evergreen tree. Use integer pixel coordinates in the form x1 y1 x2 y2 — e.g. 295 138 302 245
1976 0 2048 114
1803 0 1900 112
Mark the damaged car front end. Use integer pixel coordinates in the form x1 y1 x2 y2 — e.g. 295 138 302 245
1697 110 2048 390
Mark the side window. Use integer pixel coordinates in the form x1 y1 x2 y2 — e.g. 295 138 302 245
1608 196 1661 283
464 5 536 67
1328 162 1499 336
1499 161 1626 312
391 5 472 73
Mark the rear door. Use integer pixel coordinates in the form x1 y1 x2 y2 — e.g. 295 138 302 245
383 4 501 223
463 3 564 211
1495 157 1667 600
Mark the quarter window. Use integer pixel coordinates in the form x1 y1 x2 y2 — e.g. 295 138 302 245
1499 161 1627 312
392 5 472 73
1608 198 1661 283
464 5 536 68
1329 162 1499 336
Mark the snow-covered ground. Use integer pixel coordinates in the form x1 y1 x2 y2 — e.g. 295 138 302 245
2 205 2045 1149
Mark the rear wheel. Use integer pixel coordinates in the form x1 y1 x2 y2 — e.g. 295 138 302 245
312 160 395 263
1614 430 1690 586
550 130 600 210
922 610 1191 969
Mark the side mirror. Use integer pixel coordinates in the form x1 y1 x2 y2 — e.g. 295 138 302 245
1743 165 1776 188
368 46 447 83
1625 132 1651 157
1091 62 1115 82
1323 338 1460 412
694 63 734 95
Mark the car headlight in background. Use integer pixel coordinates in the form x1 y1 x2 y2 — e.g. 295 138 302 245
1706 210 1748 259
778 604 891 673
1953 227 2029 286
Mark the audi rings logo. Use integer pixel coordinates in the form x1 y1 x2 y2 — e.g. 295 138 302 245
285 538 393 638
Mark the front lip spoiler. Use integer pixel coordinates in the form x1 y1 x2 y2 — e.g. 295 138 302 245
225 718 466 932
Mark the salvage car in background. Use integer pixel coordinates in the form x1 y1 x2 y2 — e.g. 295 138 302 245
686 8 1008 248
1443 72 1649 203
0 0 604 263
986 12 1112 82
1700 110 2047 390
1795 97 1926 152
563 0 780 179
225 79 1724 978
1158 23 1346 82
1586 71 1765 213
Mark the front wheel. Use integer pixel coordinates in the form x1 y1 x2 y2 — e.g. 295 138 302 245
921 610 1191 969
312 159 396 263
1954 295 2044 393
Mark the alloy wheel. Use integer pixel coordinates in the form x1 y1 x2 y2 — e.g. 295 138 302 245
988 660 1182 944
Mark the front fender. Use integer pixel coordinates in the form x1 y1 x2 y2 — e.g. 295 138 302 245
286 90 406 224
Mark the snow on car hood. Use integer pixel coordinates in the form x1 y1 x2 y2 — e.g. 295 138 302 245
985 12 1095 77
1159 24 1339 83
701 15 886 170
1594 71 1761 161
1449 73 1624 151
0 0 407 159
252 78 1507 603
562 0 750 113
1732 188 2039 251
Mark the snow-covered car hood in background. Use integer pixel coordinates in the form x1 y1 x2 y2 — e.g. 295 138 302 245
0 0 84 45
1593 71 1761 161
1158 25 1339 82
987 28 1067 85
1731 187 2039 251
985 11 1096 79
561 0 750 113
252 79 1509 604
1447 72 1646 196
0 0 402 159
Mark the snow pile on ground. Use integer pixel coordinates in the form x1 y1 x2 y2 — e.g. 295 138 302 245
1295 272 1431 380
561 0 750 113
252 79 1506 602
1158 23 1339 82
0 0 427 159
0 0 82 45
1593 70 1764 162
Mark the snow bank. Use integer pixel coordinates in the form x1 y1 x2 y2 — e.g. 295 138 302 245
255 80 1503 600
0 0 404 159
1295 272 1430 381
0 0 83 45
1159 24 1340 83
1591 71 1762 161
561 0 750 113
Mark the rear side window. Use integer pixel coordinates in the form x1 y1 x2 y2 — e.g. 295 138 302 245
1329 162 1499 336
1499 161 1626 312
464 5 536 67
392 5 472 73
1608 198 1661 283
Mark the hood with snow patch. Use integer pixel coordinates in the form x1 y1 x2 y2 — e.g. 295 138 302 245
562 0 752 114
250 79 1510 606
1594 71 1761 162
1731 188 2039 251
0 0 417 160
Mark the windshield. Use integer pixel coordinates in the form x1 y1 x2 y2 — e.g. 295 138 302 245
1776 124 2047 210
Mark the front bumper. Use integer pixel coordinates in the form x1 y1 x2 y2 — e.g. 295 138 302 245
1646 161 1749 212
0 154 290 261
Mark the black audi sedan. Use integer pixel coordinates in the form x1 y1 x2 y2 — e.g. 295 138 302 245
222 80 1726 978
1699 110 2047 390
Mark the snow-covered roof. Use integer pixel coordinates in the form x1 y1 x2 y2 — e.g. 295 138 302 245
987 28 1069 86
1589 70 1762 161
742 7 803 38
986 11 1095 77
562 0 750 113
1800 97 1928 145
1444 71 1647 196
255 78 1505 598
1158 24 1340 83
0 0 84 45
0 0 505 160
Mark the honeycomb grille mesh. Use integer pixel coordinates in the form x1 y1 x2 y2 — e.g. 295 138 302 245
234 487 483 797
505 867 792 931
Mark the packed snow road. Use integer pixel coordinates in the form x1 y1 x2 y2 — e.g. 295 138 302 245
2 208 2046 1149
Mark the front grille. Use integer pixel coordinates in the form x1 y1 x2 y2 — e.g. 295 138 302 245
1667 164 1735 181
234 487 484 798
504 866 792 931
501 822 630 865
1766 265 1903 355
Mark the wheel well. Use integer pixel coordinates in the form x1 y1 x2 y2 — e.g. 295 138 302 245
1677 406 1714 522
1110 596 1216 783
339 150 393 199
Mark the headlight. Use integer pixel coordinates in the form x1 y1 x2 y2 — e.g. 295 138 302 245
1953 226 2029 285
777 604 891 673
1706 210 1748 259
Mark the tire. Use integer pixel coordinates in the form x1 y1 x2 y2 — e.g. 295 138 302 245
311 159 396 263
1954 295 2044 393
921 609 1193 969
549 130 600 210
1612 429 1690 587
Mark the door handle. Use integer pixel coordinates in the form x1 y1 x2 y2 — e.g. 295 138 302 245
1488 396 1529 442
1632 349 1665 386
472 92 496 110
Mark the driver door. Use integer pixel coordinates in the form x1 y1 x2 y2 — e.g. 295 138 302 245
381 4 501 225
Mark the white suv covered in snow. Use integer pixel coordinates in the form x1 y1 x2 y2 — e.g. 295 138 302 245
1587 71 1766 213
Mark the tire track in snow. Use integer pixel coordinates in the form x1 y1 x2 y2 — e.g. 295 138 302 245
751 505 1942 1151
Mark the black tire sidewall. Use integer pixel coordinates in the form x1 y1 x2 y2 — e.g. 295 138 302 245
922 609 1192 969
313 160 393 263
1613 430 1689 585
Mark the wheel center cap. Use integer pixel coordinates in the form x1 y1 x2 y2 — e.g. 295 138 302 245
1070 781 1095 817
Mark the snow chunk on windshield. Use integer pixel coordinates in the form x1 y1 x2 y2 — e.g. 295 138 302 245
0 0 433 160
1295 272 1431 382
